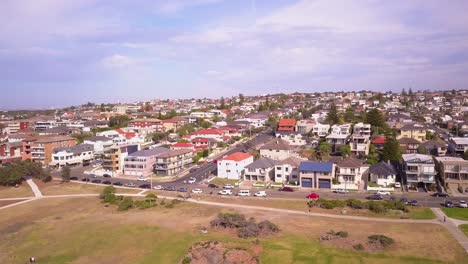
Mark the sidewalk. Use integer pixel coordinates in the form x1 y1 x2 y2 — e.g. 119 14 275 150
25 178 42 198
431 208 468 252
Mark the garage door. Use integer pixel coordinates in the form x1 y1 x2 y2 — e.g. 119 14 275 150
301 178 313 188
318 179 331 189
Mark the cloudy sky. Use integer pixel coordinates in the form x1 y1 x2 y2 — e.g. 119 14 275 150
1 0 468 109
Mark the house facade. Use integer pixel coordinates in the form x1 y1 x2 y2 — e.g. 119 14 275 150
397 123 426 142
50 144 94 168
299 161 334 189
27 136 77 165
402 154 436 188
274 157 302 184
326 124 351 153
259 139 293 160
368 161 397 187
434 157 468 191
217 152 253 180
244 157 279 182
335 157 368 189
154 149 193 176
123 147 170 177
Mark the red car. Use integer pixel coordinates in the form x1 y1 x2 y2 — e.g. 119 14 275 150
306 193 320 199
278 187 294 192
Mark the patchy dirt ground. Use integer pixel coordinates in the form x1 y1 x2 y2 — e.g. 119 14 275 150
184 241 261 264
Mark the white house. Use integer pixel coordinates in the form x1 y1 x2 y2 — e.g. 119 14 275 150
349 122 371 157
83 136 114 156
275 131 306 146
50 144 94 168
217 152 253 180
335 157 368 190
369 161 397 187
259 139 293 160
312 123 330 138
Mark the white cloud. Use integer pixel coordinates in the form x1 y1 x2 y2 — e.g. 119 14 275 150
157 0 222 14
101 54 135 69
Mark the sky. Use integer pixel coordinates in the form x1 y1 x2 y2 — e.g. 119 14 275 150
1 0 468 109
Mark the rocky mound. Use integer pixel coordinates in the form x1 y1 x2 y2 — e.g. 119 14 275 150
182 241 261 264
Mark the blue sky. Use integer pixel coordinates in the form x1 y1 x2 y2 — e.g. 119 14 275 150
1 0 468 109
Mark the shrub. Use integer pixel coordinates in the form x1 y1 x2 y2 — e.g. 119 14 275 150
118 197 134 211
353 244 365 251
160 199 166 206
182 257 191 264
257 220 280 234
346 199 367 209
317 199 345 209
134 199 156 209
368 234 394 248
164 203 174 209
237 222 260 238
146 193 157 200
171 199 182 205
327 230 348 238
211 213 248 229
368 201 387 214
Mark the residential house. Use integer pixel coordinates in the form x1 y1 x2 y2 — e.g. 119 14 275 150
50 144 94 168
326 124 351 153
26 136 77 165
274 156 303 184
277 118 296 132
335 157 368 189
402 154 436 188
368 161 397 187
154 149 193 175
123 147 170 177
170 142 195 152
372 136 385 151
421 140 447 156
449 137 468 155
244 157 280 182
299 161 335 189
83 136 114 156
311 123 330 138
275 131 306 146
398 137 421 154
434 157 468 192
217 152 254 180
296 119 315 134
259 138 293 160
349 123 371 157
187 128 224 141
397 123 426 142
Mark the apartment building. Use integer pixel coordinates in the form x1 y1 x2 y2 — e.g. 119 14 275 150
154 149 193 176
83 136 114 156
217 152 253 180
244 157 279 182
299 161 334 189
102 144 139 175
295 119 315 134
311 123 330 138
326 124 351 153
398 137 421 154
434 157 468 191
26 136 77 165
402 154 436 188
124 147 170 177
349 123 371 157
50 144 94 168
397 123 426 142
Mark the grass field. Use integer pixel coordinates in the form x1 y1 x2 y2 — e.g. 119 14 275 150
460 225 468 237
0 196 466 264
0 184 34 198
209 178 239 186
409 208 436 219
34 180 142 196
442 208 468 221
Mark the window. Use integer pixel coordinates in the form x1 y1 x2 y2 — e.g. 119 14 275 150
226 170 231 173
285 167 289 172
277 167 282 170
350 168 355 174
248 168 256 172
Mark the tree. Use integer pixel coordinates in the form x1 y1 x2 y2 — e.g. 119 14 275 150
326 103 340 125
144 102 151 112
340 145 351 158
150 132 168 143
220 97 226 109
366 108 385 129
202 149 209 158
417 145 427 154
317 141 331 160
201 121 212 129
366 144 379 165
343 107 356 123
239 93 245 105
382 133 402 162
463 150 468 161
100 103 106 112
61 166 71 182
108 115 130 128
401 88 407 96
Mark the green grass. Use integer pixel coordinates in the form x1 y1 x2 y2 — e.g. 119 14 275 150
410 208 436 220
209 177 239 186
459 225 468 237
442 208 468 221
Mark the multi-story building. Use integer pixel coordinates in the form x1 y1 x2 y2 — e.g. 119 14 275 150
299 161 334 189
277 119 296 132
259 139 293 160
398 137 421 154
311 123 330 138
434 157 468 192
244 157 279 182
295 119 315 134
217 152 253 180
421 140 447 156
50 144 94 168
102 144 139 175
397 123 426 142
1 122 29 134
26 136 77 165
154 149 193 175
326 124 351 153
402 154 436 188
449 137 468 155
349 123 371 157
83 136 114 156
275 131 306 146
274 156 303 184
34 120 58 131
335 157 368 189
124 147 170 177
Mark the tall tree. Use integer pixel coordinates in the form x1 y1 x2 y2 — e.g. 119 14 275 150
343 107 356 123
401 88 407 96
317 141 331 161
366 108 385 128
326 103 340 125
220 97 226 109
382 133 402 162
61 166 71 182
366 144 379 165
339 145 351 158
239 93 245 105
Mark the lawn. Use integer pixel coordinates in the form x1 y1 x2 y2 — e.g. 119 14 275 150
0 184 34 198
0 197 466 264
409 208 436 220
460 224 468 237
442 208 468 221
209 177 239 186
34 180 142 195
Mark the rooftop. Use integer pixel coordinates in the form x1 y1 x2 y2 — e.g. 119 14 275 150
221 152 253 162
299 161 333 172
128 147 170 157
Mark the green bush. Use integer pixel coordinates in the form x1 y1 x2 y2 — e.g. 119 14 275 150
182 256 191 264
353 244 365 251
118 197 134 211
368 234 394 248
327 230 348 238
146 193 157 199
346 199 367 209
317 198 346 209
368 201 387 214
171 199 182 205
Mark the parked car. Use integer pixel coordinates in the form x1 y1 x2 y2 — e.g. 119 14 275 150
254 191 267 197
432 192 449 197
188 177 196 184
218 189 233 195
103 174 111 178
459 200 467 208
113 182 123 186
389 196 396 201
223 184 234 189
399 197 408 203
444 201 454 208
238 190 251 196
178 187 188 192
208 184 220 188
407 200 419 206
306 192 320 199
125 182 136 187
394 182 401 188
334 189 348 194
139 184 151 189
91 179 101 184
189 168 197 173
70 176 78 180
137 177 148 182
367 194 383 200
376 190 391 196
102 180 111 185
153 185 163 190
278 187 294 192
165 186 176 191
81 178 90 182
191 188 203 194
89 174 97 178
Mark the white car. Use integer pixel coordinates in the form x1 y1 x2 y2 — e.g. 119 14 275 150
254 191 267 197
137 177 148 182
153 185 163 190
188 178 196 184
459 200 468 208
223 184 234 189
191 188 203 194
218 189 233 195
394 182 401 188
125 182 136 187
334 189 349 194
376 191 391 195
238 190 251 196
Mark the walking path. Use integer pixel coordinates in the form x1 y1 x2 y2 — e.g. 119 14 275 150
25 177 42 198
432 208 468 252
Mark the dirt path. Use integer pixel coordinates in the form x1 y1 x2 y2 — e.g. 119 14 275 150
432 208 468 252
